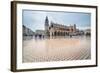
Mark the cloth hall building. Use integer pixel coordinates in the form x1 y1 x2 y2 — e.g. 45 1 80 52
45 16 77 38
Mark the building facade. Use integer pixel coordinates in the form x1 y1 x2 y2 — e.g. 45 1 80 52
23 25 35 36
45 16 77 38
23 16 90 40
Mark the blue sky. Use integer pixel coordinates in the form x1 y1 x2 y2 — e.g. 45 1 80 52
22 10 91 32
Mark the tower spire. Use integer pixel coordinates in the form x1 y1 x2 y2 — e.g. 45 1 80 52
45 16 49 25
45 16 49 28
45 16 49 37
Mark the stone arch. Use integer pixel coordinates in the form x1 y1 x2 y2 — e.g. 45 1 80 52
58 31 60 36
54 31 57 36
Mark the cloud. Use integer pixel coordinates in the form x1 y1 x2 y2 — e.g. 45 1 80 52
23 10 91 31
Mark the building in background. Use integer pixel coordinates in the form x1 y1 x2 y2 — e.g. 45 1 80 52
23 16 91 39
23 25 35 40
45 16 77 38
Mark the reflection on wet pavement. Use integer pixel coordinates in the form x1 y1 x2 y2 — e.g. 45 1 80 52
23 36 91 63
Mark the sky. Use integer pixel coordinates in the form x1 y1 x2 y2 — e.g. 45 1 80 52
22 10 91 32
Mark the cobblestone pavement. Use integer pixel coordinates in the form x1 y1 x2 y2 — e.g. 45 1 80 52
22 36 91 63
